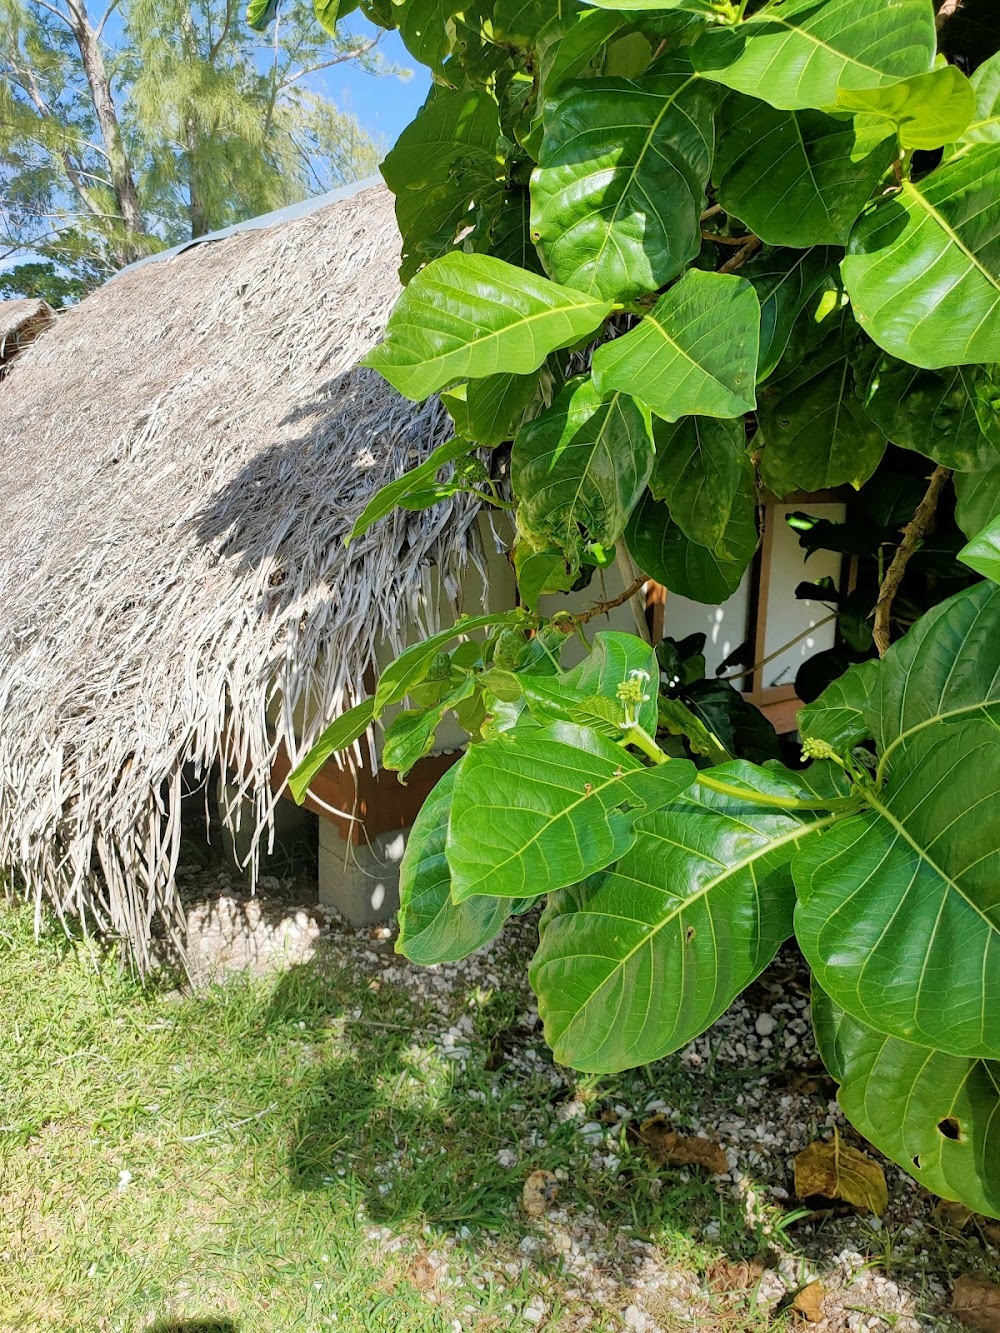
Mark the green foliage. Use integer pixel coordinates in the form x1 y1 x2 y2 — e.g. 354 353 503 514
362 254 614 399
0 259 92 306
269 0 1000 1217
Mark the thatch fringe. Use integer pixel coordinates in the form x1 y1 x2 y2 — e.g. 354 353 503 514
0 184 488 969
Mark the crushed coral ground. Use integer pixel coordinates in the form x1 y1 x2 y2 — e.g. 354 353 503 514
1 840 997 1333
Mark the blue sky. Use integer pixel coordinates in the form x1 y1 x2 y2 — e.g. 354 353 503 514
331 22 431 152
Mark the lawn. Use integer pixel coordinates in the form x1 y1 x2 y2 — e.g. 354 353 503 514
0 885 995 1333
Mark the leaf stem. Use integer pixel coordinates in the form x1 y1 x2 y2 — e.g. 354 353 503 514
695 772 864 813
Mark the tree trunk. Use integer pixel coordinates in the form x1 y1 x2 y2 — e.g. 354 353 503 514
64 0 147 266
180 6 210 239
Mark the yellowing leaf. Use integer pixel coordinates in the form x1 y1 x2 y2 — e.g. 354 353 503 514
792 1280 826 1323
794 1133 888 1215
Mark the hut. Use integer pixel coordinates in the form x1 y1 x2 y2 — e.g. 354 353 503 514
0 181 496 967
0 179 844 966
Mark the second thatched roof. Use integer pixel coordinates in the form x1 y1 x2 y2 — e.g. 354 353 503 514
0 297 54 374
0 182 488 966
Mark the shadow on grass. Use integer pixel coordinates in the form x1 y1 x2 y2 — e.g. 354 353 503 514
149 1323 238 1332
264 958 725 1243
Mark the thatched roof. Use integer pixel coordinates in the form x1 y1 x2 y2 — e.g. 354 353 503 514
0 298 54 374
0 182 486 966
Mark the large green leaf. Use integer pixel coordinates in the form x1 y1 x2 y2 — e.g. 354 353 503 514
714 95 896 247
580 0 719 12
364 254 614 400
813 987 1000 1219
493 0 578 46
795 719 1000 1060
841 143 1000 369
314 0 361 34
489 631 660 736
836 64 975 150
650 416 754 556
959 516 1000 584
288 699 376 803
870 579 1000 758
797 659 880 758
956 50 1000 146
395 0 461 70
397 766 517 965
512 378 654 579
851 342 1000 472
742 245 839 381
529 62 717 300
347 436 474 545
592 270 759 420
381 88 504 281
956 466 1000 540
446 722 696 901
758 317 887 493
691 0 934 112
246 0 279 31
530 762 837 1072
627 488 757 603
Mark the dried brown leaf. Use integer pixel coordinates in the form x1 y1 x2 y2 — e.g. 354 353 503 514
706 1255 765 1293
406 1252 441 1292
792 1280 826 1323
638 1115 728 1174
522 1169 559 1217
794 1133 888 1215
934 1200 973 1232
952 1276 1000 1333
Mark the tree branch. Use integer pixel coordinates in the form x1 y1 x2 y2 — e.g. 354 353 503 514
873 463 952 657
719 235 762 274
279 43 380 90
208 0 236 62
720 613 837 683
936 0 962 29
95 0 122 39
28 0 73 26
574 576 648 625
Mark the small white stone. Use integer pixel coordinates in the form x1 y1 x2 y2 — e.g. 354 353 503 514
755 1013 777 1037
523 1296 547 1324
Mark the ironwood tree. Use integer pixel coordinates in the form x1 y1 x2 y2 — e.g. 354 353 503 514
0 0 393 295
272 0 1000 1217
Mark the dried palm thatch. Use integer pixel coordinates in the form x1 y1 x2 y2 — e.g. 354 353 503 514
0 182 489 969
0 298 54 375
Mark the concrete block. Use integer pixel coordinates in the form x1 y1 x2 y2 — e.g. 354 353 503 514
318 819 406 926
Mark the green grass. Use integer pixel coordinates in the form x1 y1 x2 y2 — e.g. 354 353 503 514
0 906 742 1333
0 901 992 1332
